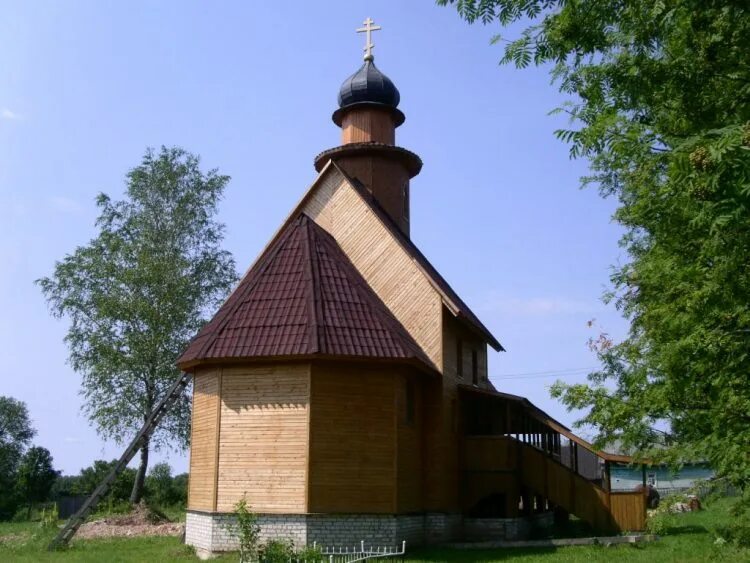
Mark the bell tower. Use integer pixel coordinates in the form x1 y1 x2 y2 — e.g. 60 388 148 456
314 18 421 237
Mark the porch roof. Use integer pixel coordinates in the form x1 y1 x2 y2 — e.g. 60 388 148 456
458 384 633 464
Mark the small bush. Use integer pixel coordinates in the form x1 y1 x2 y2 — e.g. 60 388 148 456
715 515 750 547
39 504 58 529
295 544 324 562
259 538 295 562
645 512 667 535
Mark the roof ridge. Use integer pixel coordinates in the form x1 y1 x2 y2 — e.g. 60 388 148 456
302 215 321 354
309 217 435 368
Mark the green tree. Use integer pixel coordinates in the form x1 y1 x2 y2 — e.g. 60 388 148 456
16 446 59 519
73 459 136 504
145 462 175 507
38 146 238 502
440 1 750 494
0 397 35 520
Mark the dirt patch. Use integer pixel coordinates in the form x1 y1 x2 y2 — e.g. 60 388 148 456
76 502 184 540
0 532 31 545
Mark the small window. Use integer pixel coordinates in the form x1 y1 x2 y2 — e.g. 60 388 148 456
405 380 415 425
456 340 463 378
472 349 479 385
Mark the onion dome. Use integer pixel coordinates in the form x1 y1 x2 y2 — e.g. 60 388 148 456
333 58 405 126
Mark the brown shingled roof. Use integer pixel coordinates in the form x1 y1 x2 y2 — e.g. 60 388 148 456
177 213 436 372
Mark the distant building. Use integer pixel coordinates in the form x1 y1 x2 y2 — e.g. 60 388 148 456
611 463 714 494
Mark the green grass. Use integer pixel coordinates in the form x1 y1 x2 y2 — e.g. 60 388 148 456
0 498 746 562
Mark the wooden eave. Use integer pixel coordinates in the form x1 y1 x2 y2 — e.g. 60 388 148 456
180 353 440 377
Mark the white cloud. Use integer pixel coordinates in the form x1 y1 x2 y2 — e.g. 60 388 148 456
477 293 601 316
1 108 23 120
47 195 83 214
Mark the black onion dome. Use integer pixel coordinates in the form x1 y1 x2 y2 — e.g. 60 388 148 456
333 58 405 126
338 59 400 108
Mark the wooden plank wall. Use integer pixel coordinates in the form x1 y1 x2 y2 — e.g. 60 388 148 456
396 370 424 513
610 492 647 531
464 436 517 471
188 369 220 511
215 364 310 513
442 313 489 387
303 172 444 369
308 364 397 514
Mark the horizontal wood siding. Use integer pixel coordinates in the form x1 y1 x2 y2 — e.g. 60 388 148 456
216 364 310 513
396 370 423 513
303 173 443 369
188 369 220 511
443 311 489 387
464 436 517 471
308 364 396 514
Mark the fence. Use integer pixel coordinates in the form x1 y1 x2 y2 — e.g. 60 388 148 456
315 540 406 563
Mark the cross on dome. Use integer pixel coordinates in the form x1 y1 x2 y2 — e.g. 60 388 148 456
356 17 381 61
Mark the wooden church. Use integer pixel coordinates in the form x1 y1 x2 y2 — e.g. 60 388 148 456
179 20 646 557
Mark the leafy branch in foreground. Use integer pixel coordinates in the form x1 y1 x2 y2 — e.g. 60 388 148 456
440 0 750 497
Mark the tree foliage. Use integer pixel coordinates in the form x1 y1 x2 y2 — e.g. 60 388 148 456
16 447 59 518
145 462 186 507
439 0 750 491
72 459 137 504
0 397 35 520
38 146 238 501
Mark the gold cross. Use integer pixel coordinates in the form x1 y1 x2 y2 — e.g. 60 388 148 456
356 17 381 61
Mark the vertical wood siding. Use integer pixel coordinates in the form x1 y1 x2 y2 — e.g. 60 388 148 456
188 370 220 511
215 364 310 513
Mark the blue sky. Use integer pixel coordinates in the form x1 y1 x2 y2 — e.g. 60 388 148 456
1 1 628 475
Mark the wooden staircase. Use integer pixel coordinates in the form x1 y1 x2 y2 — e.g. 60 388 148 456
463 436 646 532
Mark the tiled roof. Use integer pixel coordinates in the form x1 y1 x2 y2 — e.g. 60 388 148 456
177 214 435 371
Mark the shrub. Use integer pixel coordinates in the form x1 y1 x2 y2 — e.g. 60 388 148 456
715 517 750 547
295 544 324 562
259 538 296 562
39 503 59 529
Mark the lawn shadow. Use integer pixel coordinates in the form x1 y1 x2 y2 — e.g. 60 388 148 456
662 524 709 537
407 546 560 562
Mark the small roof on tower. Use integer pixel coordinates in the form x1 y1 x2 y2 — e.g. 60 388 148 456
177 213 436 372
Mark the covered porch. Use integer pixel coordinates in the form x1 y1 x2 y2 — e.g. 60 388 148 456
458 385 647 533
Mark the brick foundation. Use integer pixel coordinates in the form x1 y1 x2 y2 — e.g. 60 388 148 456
185 511 461 557
464 511 554 541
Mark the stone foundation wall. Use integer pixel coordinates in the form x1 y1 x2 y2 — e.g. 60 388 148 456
464 511 555 541
424 512 463 544
186 511 461 556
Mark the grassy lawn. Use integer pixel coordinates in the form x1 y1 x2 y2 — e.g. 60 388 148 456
0 498 746 562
